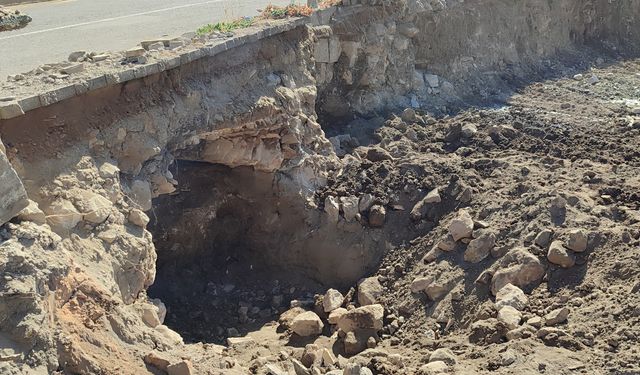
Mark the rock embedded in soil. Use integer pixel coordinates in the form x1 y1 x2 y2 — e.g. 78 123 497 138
291 311 324 336
429 348 457 365
489 248 546 295
436 234 457 252
365 146 393 162
464 232 496 263
449 210 474 241
497 306 522 330
547 241 576 268
129 208 150 227
495 283 528 311
336 304 384 332
323 289 345 312
544 307 569 326
166 359 194 375
566 229 588 252
534 229 553 247
469 318 509 345
368 205 386 227
340 196 359 222
324 196 340 223
410 188 441 220
357 276 383 306
410 276 434 293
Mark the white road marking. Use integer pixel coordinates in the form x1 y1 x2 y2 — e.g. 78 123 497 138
0 0 227 41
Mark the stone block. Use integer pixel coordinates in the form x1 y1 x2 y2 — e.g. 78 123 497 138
0 150 28 226
0 101 24 119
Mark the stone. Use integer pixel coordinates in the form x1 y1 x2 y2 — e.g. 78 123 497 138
358 194 375 213
336 304 384 332
226 337 255 348
343 330 377 356
340 196 359 222
449 210 474 241
129 209 150 227
497 306 522 330
527 316 543 328
167 360 193 375
155 325 183 346
436 234 457 251
45 199 83 234
424 74 439 88
400 108 417 122
365 146 393 162
77 191 112 223
547 241 575 268
505 325 536 341
534 229 553 247
573 74 583 81
469 318 508 345
490 248 546 295
425 280 453 300
566 229 587 252
265 364 287 375
144 351 171 371
130 180 152 211
292 358 311 375
429 348 456 365
323 289 345 312
357 277 383 306
368 205 386 227
141 303 162 327
60 63 84 74
125 47 146 58
325 196 340 223
92 54 109 62
16 199 46 224
464 232 496 263
495 283 528 311
461 123 478 138
410 276 434 294
291 311 324 336
68 51 86 62
422 247 443 263
321 348 337 366
544 307 569 326
328 308 348 324
0 101 24 119
420 361 448 373
0 149 28 226
410 188 440 220
279 307 305 329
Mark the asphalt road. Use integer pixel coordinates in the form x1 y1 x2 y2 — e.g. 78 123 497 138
0 0 292 80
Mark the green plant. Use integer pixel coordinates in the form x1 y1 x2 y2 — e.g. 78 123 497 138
196 17 253 35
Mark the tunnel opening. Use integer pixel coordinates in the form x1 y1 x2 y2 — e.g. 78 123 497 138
147 161 337 344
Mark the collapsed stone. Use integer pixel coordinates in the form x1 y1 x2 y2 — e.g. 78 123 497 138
291 311 324 336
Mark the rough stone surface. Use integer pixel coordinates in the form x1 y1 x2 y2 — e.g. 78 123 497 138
547 240 576 268
566 229 588 252
0 150 28 225
291 311 324 336
449 210 474 241
464 232 496 263
357 276 383 306
323 289 345 312
544 307 569 326
336 304 384 332
495 283 528 311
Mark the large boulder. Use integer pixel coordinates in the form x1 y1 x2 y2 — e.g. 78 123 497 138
291 311 324 336
336 304 384 332
357 276 383 306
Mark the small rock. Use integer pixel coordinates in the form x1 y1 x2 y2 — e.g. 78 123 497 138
125 47 146 58
340 196 359 222
573 74 583 81
566 229 587 252
68 51 86 62
265 363 287 375
497 306 522 330
323 289 345 312
547 241 575 268
365 146 393 162
469 318 508 344
368 205 386 227
461 123 477 138
60 63 84 74
449 210 474 241
429 348 456 365
92 54 110 62
544 307 569 326
357 277 383 306
337 304 384 332
17 199 46 224
144 351 171 371
400 108 417 122
167 360 193 375
495 283 528 311
534 229 553 247
464 232 496 263
490 248 546 295
436 234 457 251
358 194 375 213
410 276 434 294
129 208 150 227
321 348 337 367
344 330 378 356
410 188 441 221
527 316 543 328
291 311 324 336
291 359 311 375
328 308 348 324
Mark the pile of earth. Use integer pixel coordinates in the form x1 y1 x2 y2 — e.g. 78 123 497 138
253 59 640 375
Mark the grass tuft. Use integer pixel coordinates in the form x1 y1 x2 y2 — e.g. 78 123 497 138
196 17 253 35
